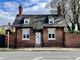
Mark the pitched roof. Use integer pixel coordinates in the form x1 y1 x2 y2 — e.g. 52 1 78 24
13 14 65 29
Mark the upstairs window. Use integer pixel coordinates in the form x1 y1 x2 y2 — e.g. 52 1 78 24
24 19 30 24
48 28 56 40
22 29 30 40
48 16 54 24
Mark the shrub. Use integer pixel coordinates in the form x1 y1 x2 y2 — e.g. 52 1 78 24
0 28 5 35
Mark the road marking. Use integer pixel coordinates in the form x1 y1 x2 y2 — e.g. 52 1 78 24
75 57 80 60
33 57 43 60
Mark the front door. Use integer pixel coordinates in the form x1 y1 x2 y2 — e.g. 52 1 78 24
35 32 41 47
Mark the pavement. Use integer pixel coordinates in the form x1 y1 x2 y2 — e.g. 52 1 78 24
0 47 80 51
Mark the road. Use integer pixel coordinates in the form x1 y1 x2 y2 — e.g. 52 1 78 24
0 51 80 60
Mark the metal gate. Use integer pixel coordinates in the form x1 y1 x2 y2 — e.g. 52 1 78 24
0 35 5 47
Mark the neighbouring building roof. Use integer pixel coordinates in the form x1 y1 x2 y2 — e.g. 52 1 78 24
13 14 65 29
0 25 11 30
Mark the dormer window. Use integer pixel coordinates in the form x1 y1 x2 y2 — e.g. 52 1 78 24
48 16 54 24
24 19 30 24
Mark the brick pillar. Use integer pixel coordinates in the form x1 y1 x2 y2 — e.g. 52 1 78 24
43 28 48 47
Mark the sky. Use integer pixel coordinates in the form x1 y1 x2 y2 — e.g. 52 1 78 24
0 0 50 26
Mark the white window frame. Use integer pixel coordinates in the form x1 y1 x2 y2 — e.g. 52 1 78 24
22 29 30 40
48 16 54 24
48 28 56 40
24 19 30 24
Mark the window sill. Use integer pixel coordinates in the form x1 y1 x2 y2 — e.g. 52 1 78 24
48 38 56 40
22 38 30 40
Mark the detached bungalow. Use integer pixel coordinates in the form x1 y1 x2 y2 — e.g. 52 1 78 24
6 3 65 48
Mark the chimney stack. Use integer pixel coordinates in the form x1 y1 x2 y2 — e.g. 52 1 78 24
57 3 61 16
8 22 11 26
19 3 23 16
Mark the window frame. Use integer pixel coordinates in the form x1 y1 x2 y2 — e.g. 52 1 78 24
48 16 54 24
22 29 30 40
24 18 30 24
48 28 56 40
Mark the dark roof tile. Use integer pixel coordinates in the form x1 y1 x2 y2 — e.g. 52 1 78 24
13 14 64 29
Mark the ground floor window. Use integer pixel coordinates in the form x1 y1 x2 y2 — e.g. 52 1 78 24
48 28 56 40
22 29 30 40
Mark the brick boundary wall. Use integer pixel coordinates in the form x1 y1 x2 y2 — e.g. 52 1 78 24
5 31 15 48
65 32 80 48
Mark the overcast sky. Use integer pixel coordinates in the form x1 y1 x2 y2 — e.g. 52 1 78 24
0 0 51 26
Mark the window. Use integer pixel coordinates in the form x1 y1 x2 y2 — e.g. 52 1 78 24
48 28 56 40
22 29 30 40
48 16 54 24
24 19 30 24
50 21 53 24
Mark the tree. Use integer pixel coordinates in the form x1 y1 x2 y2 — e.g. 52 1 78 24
60 0 80 32
70 0 80 31
48 0 80 32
